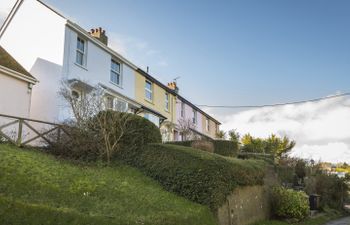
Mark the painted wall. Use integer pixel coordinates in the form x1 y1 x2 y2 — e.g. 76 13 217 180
134 71 176 124
0 0 67 122
201 116 219 139
0 73 32 118
62 27 135 100
175 99 203 136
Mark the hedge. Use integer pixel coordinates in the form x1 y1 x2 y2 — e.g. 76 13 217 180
119 143 266 211
212 140 238 157
167 140 238 157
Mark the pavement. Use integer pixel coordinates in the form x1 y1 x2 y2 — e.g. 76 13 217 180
323 217 350 225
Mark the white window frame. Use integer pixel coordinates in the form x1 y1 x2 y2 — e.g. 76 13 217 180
192 109 197 124
76 36 87 67
165 93 169 111
145 80 153 101
181 102 185 117
110 59 122 87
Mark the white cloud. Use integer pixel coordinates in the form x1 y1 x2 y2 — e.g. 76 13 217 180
221 94 350 163
108 32 168 71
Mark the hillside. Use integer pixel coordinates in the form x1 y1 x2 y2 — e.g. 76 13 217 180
0 144 217 225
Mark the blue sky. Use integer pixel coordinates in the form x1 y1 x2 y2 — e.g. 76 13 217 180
39 0 350 107
1 0 350 162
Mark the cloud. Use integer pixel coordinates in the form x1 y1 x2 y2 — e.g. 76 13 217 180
221 94 350 163
108 32 169 71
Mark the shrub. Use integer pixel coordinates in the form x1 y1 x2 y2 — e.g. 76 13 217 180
121 143 266 211
305 173 349 210
238 153 275 164
167 140 238 157
49 111 161 162
272 187 310 221
213 140 238 157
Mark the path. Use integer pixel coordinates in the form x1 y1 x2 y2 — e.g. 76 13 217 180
323 217 350 225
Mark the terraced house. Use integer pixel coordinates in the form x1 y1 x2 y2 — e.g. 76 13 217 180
0 0 220 141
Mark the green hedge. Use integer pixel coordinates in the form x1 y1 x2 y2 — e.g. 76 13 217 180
120 143 266 211
167 140 238 157
238 153 275 164
213 140 238 157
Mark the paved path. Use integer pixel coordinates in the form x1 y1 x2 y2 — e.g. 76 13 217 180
323 217 350 225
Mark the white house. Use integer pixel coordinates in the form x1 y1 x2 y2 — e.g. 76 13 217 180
0 0 159 123
0 45 37 118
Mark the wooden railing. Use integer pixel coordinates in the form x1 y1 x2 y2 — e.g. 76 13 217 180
0 113 70 147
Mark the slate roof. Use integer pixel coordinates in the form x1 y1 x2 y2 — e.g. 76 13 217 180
0 46 36 80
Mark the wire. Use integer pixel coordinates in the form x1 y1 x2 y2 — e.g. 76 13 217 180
196 92 350 109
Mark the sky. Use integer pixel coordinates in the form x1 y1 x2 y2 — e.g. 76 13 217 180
1 0 350 163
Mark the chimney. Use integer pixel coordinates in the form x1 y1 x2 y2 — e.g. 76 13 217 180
167 82 179 93
89 27 108 45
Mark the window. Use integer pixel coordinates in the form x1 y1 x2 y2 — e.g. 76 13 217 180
145 80 153 101
110 59 121 86
192 109 197 124
106 96 114 109
76 37 86 66
165 93 169 111
206 118 210 132
181 102 185 117
115 99 128 112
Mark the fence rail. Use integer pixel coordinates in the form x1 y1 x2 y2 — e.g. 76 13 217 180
0 113 70 147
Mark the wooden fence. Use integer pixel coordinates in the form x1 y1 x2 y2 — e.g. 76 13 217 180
0 113 70 147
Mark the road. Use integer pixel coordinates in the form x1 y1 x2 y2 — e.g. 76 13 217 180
323 217 350 225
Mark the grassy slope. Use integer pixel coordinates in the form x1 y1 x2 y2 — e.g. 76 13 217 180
254 213 342 225
0 144 217 225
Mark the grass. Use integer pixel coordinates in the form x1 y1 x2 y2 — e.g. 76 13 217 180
0 144 218 225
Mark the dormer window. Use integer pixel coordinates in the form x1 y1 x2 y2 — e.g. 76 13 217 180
76 37 86 66
110 59 122 86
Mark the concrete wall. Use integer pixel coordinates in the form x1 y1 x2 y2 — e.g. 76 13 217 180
0 73 32 118
217 185 271 225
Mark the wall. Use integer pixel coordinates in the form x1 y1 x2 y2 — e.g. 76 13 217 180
175 99 203 139
0 73 32 118
62 27 135 100
217 185 271 225
0 0 67 122
134 71 176 124
201 116 219 139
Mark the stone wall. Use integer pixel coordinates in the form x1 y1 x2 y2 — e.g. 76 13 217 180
217 185 270 225
217 167 278 225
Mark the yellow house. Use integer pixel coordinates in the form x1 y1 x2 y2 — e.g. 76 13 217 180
134 69 177 141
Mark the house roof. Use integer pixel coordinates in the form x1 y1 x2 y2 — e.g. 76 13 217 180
0 46 36 81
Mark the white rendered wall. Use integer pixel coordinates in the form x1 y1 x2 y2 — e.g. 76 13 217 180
0 0 67 122
175 99 203 135
62 27 135 100
0 73 32 118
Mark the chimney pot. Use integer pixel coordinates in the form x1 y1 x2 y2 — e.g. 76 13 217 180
89 27 108 45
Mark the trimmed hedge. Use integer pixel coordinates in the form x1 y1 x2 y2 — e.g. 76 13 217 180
238 153 275 164
120 143 266 211
167 140 238 157
213 140 238 157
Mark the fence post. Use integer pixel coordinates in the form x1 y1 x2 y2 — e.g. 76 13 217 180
17 119 23 146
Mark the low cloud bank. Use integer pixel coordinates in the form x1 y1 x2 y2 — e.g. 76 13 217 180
221 95 350 163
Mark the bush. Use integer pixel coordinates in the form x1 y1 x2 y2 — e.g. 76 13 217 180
305 173 349 210
49 111 162 162
121 143 266 211
167 140 238 157
238 153 275 164
213 140 238 157
272 187 310 221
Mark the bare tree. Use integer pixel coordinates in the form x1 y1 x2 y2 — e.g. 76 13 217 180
177 118 198 141
57 80 139 163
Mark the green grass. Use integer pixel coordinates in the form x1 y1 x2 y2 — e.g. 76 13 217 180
0 144 218 225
